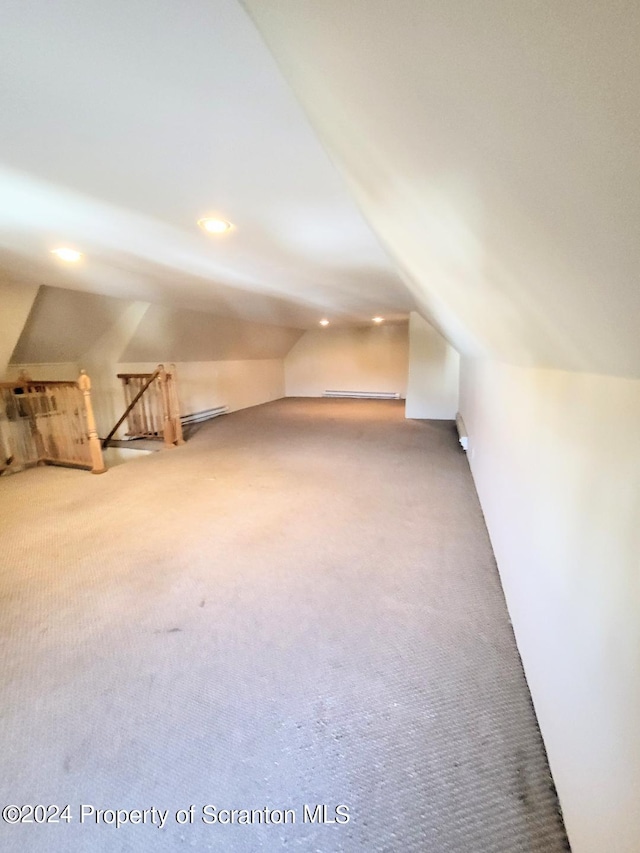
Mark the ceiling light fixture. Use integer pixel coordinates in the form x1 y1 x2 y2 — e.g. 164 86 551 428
198 217 233 234
372 316 384 323
51 248 82 262
319 319 330 326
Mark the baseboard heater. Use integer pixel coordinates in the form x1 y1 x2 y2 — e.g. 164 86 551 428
456 413 469 451
181 405 229 426
323 390 400 400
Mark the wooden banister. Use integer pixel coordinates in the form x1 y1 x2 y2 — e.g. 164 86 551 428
78 371 106 474
107 364 184 450
102 369 160 448
0 371 104 475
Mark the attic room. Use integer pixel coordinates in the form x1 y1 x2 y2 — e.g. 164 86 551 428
1 2 638 853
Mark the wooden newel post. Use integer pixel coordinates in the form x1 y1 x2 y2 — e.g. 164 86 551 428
158 364 176 449
169 363 184 446
17 371 46 463
78 370 107 474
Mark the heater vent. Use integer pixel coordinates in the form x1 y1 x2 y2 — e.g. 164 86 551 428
181 406 229 426
323 390 400 400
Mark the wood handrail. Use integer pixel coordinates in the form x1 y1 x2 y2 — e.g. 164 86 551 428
102 369 160 448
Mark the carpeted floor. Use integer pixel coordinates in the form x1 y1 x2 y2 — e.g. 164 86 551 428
0 398 569 852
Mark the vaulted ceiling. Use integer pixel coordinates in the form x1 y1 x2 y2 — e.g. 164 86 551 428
1 0 638 375
0 0 411 329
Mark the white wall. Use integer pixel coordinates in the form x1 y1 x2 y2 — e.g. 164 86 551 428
284 323 408 397
405 311 459 419
114 359 285 431
78 358 285 440
459 357 640 853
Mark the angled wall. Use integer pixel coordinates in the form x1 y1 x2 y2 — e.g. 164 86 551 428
10 286 130 364
244 0 640 378
0 280 39 378
120 304 302 363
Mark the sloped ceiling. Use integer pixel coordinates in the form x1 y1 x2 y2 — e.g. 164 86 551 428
11 286 132 363
243 0 640 377
0 0 412 328
2 1 638 373
10 285 303 365
120 303 302 362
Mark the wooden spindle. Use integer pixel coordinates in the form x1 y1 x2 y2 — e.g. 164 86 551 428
122 378 132 436
0 388 15 473
153 374 162 436
140 382 150 436
136 377 144 434
61 386 73 463
25 383 46 464
130 378 140 435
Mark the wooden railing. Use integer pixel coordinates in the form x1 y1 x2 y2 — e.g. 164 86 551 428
104 364 183 450
0 370 105 476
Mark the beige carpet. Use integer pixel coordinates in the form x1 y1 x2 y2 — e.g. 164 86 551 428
0 398 569 851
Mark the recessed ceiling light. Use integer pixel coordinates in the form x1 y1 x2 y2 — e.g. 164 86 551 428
372 316 384 323
198 217 233 234
51 248 82 262
319 319 330 326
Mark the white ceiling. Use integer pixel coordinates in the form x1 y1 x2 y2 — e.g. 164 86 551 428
0 0 413 328
2 0 638 374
